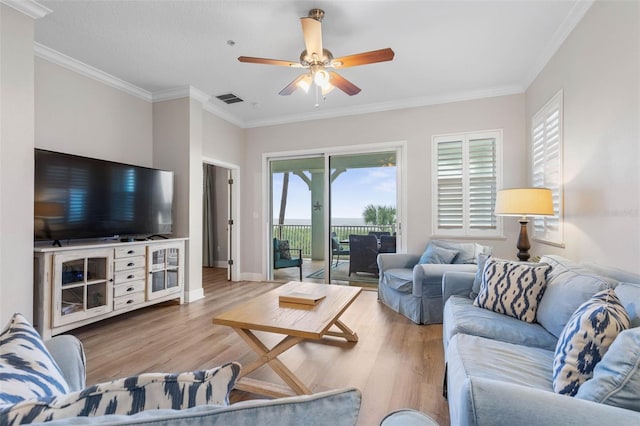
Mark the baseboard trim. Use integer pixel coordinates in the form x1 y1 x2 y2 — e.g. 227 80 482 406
184 288 205 303
240 272 264 282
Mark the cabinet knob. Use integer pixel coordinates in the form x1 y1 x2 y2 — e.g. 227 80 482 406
127 275 134 280
109 278 113 282
127 262 134 267
127 250 134 254
127 287 134 292
126 300 134 304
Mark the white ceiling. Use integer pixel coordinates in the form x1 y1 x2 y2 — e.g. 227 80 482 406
32 0 592 128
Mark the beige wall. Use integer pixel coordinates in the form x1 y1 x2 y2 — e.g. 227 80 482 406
0 5 36 324
526 0 640 273
35 58 153 166
242 94 527 278
202 111 244 166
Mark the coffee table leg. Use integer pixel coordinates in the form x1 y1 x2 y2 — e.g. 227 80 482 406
324 319 359 342
233 328 312 397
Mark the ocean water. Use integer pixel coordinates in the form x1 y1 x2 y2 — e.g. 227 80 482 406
278 218 366 226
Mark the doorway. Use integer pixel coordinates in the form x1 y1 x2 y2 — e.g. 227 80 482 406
267 144 404 285
203 161 239 281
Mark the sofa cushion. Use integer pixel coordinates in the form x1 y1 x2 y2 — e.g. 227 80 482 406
473 258 551 323
576 327 640 412
443 296 558 352
418 244 458 265
381 268 414 293
536 255 615 338
0 362 241 424
614 282 640 328
0 313 70 405
446 333 554 425
470 253 490 299
430 240 476 264
553 289 630 396
43 387 362 426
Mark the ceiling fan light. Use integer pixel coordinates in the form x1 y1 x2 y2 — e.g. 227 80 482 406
296 74 313 93
313 69 330 86
321 83 334 96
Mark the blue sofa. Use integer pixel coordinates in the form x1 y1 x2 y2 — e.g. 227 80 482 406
378 240 491 324
0 326 361 425
442 255 640 425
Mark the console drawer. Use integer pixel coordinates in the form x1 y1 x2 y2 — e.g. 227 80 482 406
114 268 146 283
113 280 145 298
114 246 146 259
114 256 145 272
113 291 145 310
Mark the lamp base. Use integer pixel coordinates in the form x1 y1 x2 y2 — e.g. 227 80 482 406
516 219 531 262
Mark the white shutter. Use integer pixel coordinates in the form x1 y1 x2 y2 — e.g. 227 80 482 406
468 137 497 230
436 139 463 230
531 90 564 245
433 131 501 237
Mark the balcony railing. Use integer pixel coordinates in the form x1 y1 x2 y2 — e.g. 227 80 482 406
272 224 395 258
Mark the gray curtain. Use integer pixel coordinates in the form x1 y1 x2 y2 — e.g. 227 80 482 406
202 164 216 267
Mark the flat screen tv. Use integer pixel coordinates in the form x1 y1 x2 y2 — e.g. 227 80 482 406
34 149 173 243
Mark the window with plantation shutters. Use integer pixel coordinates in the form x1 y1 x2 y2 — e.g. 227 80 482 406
531 90 564 246
433 130 502 237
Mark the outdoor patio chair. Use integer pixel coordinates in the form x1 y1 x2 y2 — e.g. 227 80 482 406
378 235 396 253
331 233 350 267
348 234 379 277
368 231 391 240
273 237 303 281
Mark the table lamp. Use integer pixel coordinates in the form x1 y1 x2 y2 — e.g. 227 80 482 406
494 188 554 261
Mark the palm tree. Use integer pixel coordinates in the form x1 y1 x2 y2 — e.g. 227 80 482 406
362 204 396 226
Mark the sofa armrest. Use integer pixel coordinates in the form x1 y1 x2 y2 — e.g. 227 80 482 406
45 335 86 392
377 253 420 273
413 265 476 298
466 377 640 426
442 271 476 304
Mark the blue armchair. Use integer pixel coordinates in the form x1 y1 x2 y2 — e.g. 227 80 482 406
273 238 303 281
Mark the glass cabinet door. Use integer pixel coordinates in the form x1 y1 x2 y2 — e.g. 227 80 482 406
147 244 182 300
53 249 113 326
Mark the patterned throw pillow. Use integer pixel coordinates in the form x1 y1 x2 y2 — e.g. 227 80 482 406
279 240 292 260
553 289 630 396
473 258 551 323
0 313 70 405
1 362 241 424
418 244 459 264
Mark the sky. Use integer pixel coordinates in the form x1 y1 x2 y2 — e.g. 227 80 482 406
272 166 396 221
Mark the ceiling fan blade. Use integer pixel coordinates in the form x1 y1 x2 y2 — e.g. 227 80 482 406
332 48 395 68
238 56 302 68
278 74 308 96
329 72 361 96
301 17 323 61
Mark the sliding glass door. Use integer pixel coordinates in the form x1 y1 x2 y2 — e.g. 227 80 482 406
328 152 397 286
268 148 401 286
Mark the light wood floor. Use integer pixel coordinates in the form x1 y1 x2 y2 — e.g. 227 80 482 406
72 268 450 425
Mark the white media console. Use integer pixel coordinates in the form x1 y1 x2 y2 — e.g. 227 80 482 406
34 238 187 339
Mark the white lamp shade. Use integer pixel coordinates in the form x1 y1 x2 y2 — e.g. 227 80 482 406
494 188 554 217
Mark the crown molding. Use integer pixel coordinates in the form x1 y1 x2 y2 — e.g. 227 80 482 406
152 86 244 127
202 102 245 128
243 84 525 128
34 42 153 101
1 0 51 19
522 0 594 90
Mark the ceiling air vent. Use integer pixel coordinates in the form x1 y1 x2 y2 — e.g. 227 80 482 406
216 93 244 104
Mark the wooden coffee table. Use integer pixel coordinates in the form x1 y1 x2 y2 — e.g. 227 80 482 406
212 281 362 398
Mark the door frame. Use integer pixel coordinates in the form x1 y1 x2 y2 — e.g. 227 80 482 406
262 141 407 282
202 157 241 281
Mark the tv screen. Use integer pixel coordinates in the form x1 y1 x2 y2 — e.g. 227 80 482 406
34 149 173 242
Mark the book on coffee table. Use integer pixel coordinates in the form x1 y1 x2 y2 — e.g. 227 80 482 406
279 291 326 306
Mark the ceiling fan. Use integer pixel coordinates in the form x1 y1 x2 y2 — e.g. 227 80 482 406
238 8 394 97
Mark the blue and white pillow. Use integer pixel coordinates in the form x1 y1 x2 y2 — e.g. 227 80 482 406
0 313 70 405
1 362 241 423
473 258 551 323
553 289 630 396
